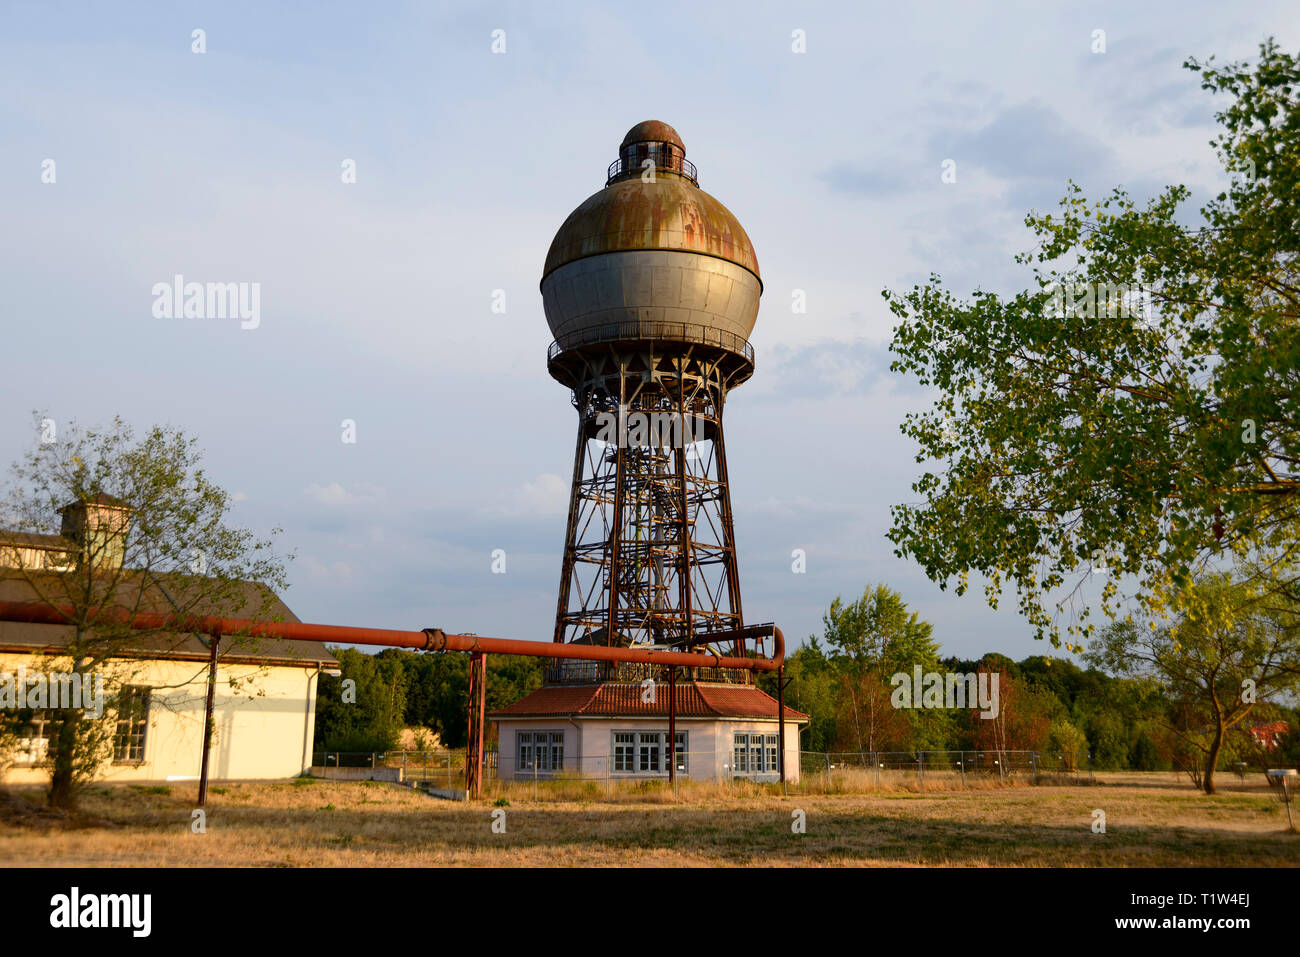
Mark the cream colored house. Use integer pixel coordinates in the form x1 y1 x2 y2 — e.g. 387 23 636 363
0 497 336 786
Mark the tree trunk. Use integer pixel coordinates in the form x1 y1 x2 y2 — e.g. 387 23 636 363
1203 721 1224 795
48 709 81 810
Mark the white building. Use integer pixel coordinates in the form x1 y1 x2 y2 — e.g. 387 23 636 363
492 671 806 782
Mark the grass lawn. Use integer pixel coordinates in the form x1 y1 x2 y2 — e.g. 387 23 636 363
0 772 1296 867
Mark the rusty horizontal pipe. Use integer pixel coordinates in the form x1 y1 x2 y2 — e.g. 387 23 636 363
0 601 784 672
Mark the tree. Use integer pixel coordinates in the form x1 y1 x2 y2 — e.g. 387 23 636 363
884 40 1300 646
768 641 840 753
967 663 1055 757
1085 571 1300 793
1130 732 1160 771
833 669 912 754
819 584 943 753
1 415 286 809
315 647 408 752
820 584 941 675
1049 719 1089 772
313 648 545 751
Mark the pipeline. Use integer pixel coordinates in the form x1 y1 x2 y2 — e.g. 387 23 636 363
0 601 784 671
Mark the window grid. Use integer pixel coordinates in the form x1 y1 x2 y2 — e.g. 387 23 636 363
611 731 687 775
733 732 781 776
114 687 150 764
517 730 564 773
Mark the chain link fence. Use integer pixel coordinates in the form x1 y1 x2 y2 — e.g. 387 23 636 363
310 747 1097 798
793 750 1095 792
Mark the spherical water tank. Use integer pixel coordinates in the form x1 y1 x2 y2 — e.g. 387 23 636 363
541 121 762 363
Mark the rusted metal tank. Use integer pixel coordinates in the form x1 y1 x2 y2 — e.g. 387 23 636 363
540 121 762 365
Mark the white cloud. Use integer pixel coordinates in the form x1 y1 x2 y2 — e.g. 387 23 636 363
489 473 569 518
303 482 383 507
300 555 360 584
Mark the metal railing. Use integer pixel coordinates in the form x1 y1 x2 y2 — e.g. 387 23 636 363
795 750 1097 789
312 749 498 791
547 320 754 364
606 154 698 186
545 660 752 685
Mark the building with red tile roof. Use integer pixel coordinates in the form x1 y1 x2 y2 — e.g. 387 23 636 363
491 666 808 782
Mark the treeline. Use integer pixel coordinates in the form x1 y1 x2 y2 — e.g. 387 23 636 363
758 585 1300 778
314 647 544 752
761 645 1298 771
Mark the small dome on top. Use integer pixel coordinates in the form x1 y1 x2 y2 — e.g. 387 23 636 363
620 120 684 152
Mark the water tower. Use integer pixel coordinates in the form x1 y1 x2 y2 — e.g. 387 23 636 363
542 120 762 661
491 127 804 781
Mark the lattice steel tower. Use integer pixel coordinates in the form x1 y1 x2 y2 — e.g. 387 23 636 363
542 121 763 663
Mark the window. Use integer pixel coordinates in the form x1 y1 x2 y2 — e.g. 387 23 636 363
114 687 150 764
612 731 686 775
517 731 564 774
15 710 53 765
733 732 780 776
638 734 660 772
734 733 748 774
614 733 635 772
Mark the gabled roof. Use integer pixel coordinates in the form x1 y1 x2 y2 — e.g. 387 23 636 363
0 571 337 668
490 681 807 721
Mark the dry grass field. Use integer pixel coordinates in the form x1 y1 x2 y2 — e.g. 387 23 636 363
1 772 1296 867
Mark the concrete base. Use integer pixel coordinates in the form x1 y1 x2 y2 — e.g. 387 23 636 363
309 766 404 784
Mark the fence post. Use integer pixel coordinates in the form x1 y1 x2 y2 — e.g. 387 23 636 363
825 753 831 792
960 751 966 787
1031 751 1038 785
874 752 880 790
918 751 924 789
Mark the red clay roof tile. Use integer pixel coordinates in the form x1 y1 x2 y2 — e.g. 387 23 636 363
490 682 807 720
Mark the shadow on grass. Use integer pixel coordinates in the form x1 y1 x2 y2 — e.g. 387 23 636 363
83 788 1300 867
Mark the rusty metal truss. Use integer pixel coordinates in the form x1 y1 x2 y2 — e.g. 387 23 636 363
550 341 754 666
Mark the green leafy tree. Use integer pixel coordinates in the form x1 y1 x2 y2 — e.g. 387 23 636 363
1049 719 1089 771
819 585 945 753
1085 571 1300 792
884 40 1300 646
314 648 544 751
315 647 408 752
767 641 840 753
1 415 286 809
1130 731 1161 771
821 584 941 675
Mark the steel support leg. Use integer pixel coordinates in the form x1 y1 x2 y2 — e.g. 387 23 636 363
465 652 487 799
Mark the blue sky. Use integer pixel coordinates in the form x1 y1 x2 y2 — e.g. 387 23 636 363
2 1 1296 662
